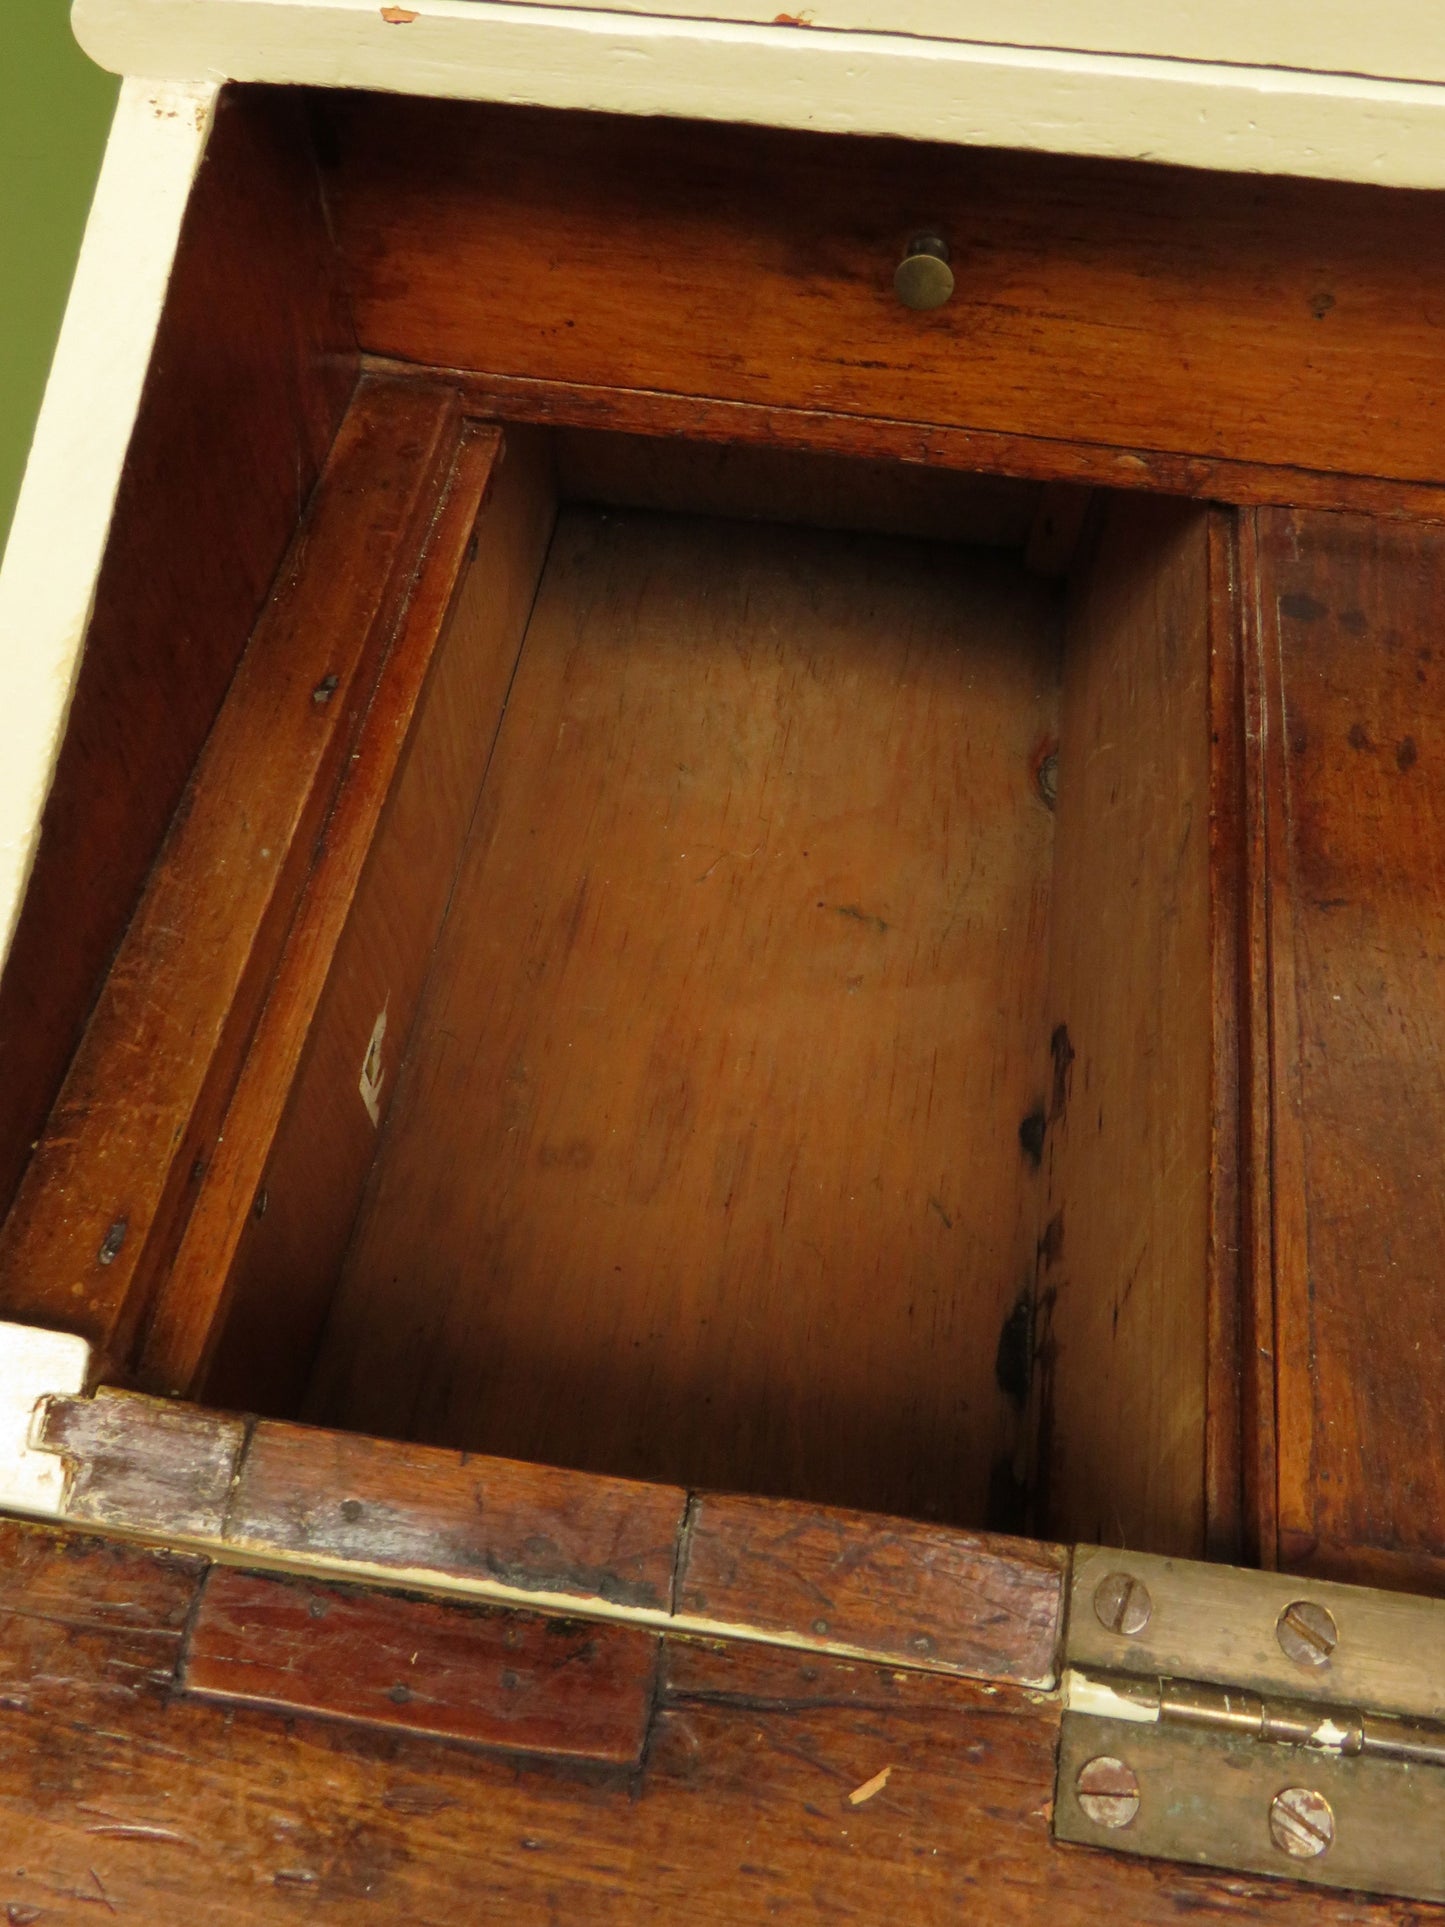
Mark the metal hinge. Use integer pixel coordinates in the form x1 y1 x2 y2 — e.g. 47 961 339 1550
1055 1546 1445 1904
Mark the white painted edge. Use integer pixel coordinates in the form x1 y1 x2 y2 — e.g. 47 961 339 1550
0 76 218 985
71 0 1445 191
0 1322 93 1520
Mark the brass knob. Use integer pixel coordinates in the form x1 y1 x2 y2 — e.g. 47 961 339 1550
894 231 954 311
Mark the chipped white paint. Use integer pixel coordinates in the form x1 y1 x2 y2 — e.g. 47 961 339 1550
1063 1668 1160 1724
70 0 1445 191
0 77 218 984
0 1322 92 1519
359 1002 388 1128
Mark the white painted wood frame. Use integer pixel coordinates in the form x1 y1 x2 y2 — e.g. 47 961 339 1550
73 0 1445 190
0 77 219 981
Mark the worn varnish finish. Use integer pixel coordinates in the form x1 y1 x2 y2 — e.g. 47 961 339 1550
0 381 459 1374
323 94 1445 491
676 1493 1063 1685
226 1419 687 1614
184 1568 660 1765
1038 497 1215 1557
0 1518 1436 1925
1256 509 1445 1591
0 88 356 1225
307 506 1060 1523
36 1390 246 1541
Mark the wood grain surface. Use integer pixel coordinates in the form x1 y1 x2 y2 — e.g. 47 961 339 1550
305 505 1061 1524
184 1568 659 1765
0 88 356 1226
0 381 459 1373
1256 508 1445 1590
1038 497 1215 1557
227 1419 687 1614
0 1517 1433 1925
321 94 1445 490
676 1493 1064 1685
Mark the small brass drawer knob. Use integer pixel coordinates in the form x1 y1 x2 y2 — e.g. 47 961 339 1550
894 231 954 311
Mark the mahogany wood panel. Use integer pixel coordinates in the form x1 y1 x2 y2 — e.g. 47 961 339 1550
1040 497 1215 1556
184 1568 659 1765
306 506 1060 1523
323 95 1445 490
0 1518 1432 1925
1256 508 1445 1591
0 381 460 1375
227 1419 687 1614
36 1389 246 1541
676 1493 1063 1685
554 428 1041 549
407 362 1445 524
0 87 356 1225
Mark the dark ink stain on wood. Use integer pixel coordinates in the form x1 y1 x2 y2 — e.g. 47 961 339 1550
1348 721 1372 751
1397 735 1418 771
1038 1209 1065 1269
928 1196 953 1230
1309 290 1336 320
476 1545 666 1613
1049 1023 1075 1121
985 1455 1029 1535
1340 607 1368 635
995 1294 1033 1408
1018 1109 1046 1167
821 901 889 935
96 1218 127 1266
1280 591 1327 622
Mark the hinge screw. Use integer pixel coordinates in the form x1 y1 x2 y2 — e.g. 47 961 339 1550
1093 1571 1153 1637
1076 1755 1140 1829
1276 1600 1338 1668
1269 1786 1334 1858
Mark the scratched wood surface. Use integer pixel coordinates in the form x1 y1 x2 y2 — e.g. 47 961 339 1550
0 1519 1435 1925
676 1493 1064 1684
184 1568 659 1765
1038 497 1216 1558
0 89 357 1227
1256 508 1445 1592
306 506 1061 1523
0 381 461 1376
320 93 1445 491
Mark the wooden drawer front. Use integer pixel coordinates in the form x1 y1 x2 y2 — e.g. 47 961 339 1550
323 93 1445 492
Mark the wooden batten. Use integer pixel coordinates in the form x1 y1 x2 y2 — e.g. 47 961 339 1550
0 380 462 1375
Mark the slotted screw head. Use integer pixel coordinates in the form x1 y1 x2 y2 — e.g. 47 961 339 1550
1276 1599 1338 1668
1093 1571 1153 1637
1076 1755 1140 1829
1269 1786 1334 1858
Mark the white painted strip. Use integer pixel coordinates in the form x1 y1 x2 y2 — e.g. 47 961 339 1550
0 78 218 982
70 0 1445 190
0 1323 92 1520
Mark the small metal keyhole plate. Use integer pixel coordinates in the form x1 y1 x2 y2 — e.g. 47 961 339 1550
895 232 954 311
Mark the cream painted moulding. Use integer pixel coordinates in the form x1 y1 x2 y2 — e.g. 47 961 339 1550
73 0 1445 189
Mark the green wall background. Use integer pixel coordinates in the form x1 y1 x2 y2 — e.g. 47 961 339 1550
0 7 119 551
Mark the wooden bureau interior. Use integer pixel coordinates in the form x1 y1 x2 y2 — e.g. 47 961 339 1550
4 79 1445 1596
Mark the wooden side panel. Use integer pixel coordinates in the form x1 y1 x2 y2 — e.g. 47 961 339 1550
325 95 1445 491
0 1518 1432 1925
0 87 356 1223
306 507 1060 1525
1040 497 1215 1555
0 382 459 1373
1258 508 1445 1591
184 1569 659 1765
554 429 1040 547
677 1494 1064 1685
227 1420 686 1614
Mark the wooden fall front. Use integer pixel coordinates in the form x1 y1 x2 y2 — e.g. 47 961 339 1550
1 83 1444 1918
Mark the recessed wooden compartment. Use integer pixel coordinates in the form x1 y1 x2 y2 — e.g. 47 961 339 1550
0 396 1223 1556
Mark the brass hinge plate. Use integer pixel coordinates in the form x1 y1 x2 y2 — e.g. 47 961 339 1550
1055 1546 1445 1904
